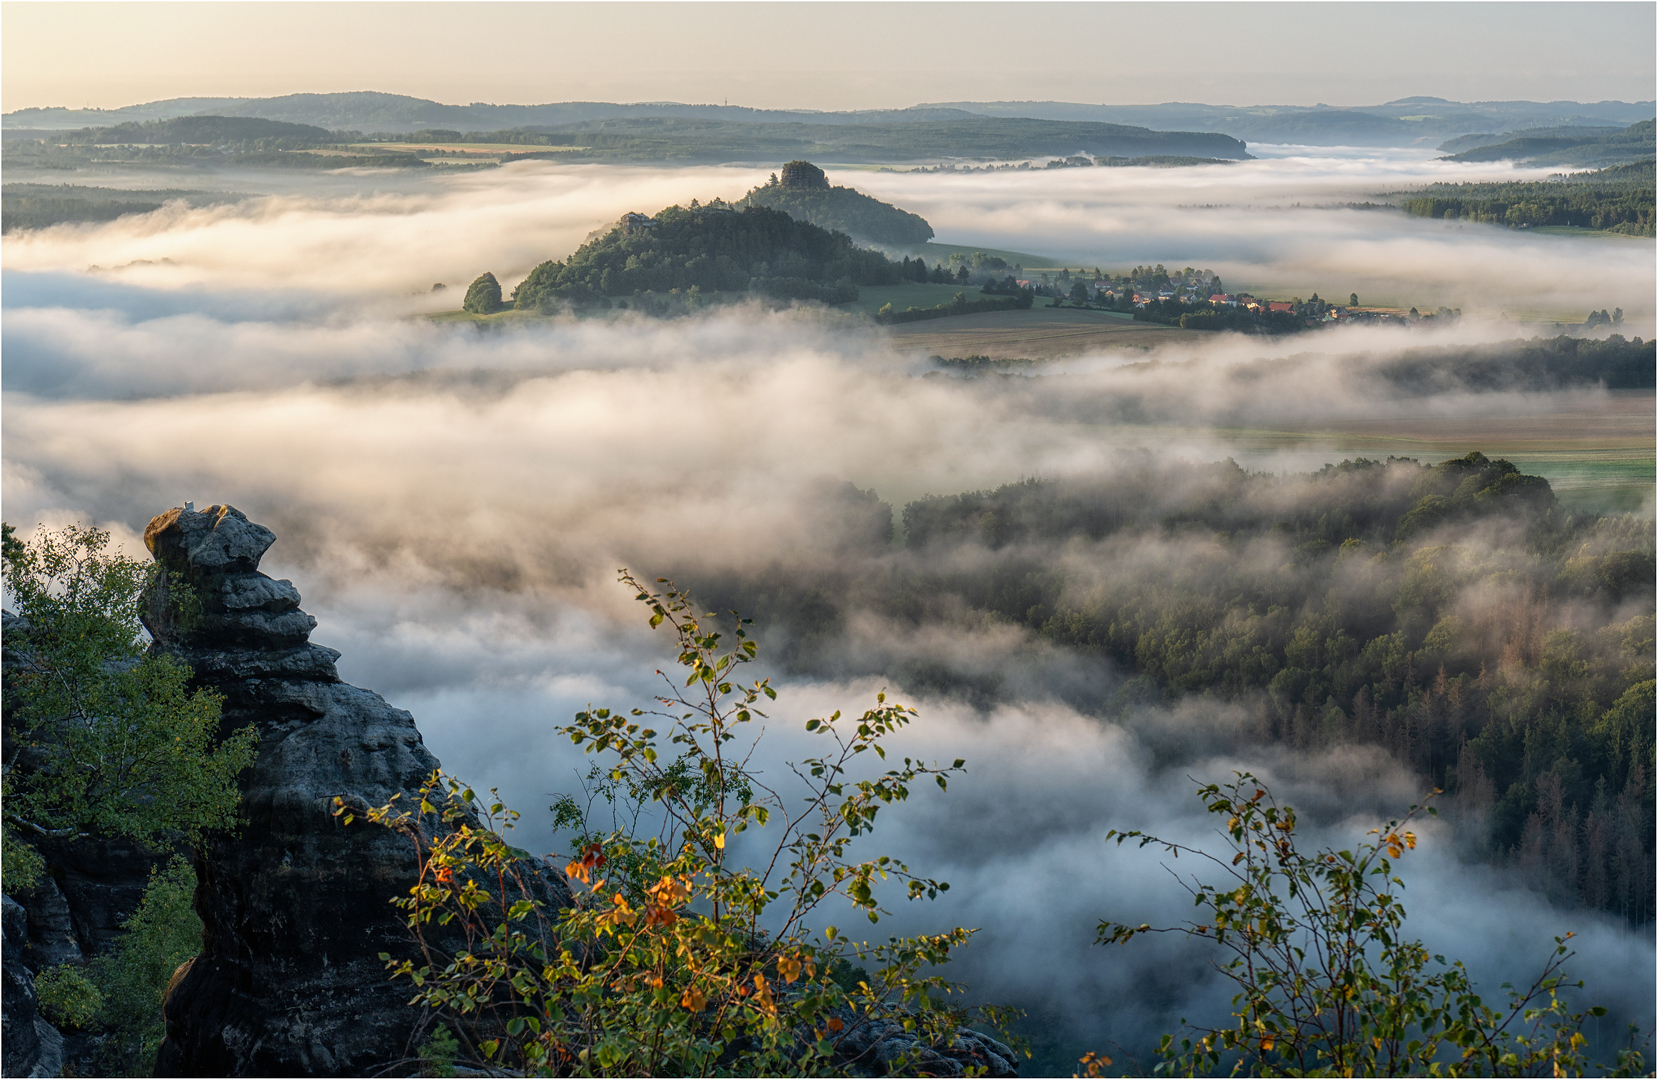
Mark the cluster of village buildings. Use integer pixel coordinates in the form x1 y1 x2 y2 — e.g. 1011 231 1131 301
1006 275 1401 326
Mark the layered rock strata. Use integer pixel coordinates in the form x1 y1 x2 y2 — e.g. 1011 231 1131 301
145 505 569 1077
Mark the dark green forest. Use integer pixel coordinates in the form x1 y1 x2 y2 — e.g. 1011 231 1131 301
1392 163 1655 235
1369 334 1655 391
737 160 934 245
679 453 1656 926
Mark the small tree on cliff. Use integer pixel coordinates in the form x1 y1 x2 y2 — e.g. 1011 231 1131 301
462 271 504 314
354 572 1019 1076
1 523 256 890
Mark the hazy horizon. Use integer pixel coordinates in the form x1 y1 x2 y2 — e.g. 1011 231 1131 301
3 1 1654 114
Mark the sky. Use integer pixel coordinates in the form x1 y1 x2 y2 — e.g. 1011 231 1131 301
2 1 1654 113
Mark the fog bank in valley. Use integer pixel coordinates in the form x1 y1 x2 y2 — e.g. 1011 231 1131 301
2 152 1652 1068
4 149 1652 326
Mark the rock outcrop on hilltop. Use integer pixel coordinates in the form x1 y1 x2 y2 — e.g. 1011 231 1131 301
738 160 936 246
143 504 570 1077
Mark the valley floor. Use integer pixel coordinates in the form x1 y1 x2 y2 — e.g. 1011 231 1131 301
882 305 1210 356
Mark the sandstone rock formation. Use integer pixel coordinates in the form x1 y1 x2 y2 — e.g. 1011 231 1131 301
144 504 570 1077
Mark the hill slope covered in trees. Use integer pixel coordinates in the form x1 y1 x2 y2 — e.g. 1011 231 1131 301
508 201 911 309
1438 119 1656 168
63 115 334 145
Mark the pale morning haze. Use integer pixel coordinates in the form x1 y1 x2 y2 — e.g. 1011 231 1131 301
1 4 1653 1079
2 2 1655 108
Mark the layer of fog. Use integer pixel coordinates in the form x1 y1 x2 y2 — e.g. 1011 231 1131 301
5 325 1652 1065
4 267 1640 415
850 147 1656 322
4 152 1651 1065
309 601 1658 1066
3 148 1651 327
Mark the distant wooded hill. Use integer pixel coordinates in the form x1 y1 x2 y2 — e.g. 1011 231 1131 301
1 93 988 133
64 115 335 145
920 97 1656 147
13 91 1647 147
484 117 1249 164
1436 119 1656 168
736 161 933 245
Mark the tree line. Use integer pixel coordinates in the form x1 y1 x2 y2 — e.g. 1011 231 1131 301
1395 176 1655 235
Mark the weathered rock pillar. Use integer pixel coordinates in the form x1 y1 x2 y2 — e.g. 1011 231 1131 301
145 505 566 1077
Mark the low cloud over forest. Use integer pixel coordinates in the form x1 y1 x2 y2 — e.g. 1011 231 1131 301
3 150 1652 1070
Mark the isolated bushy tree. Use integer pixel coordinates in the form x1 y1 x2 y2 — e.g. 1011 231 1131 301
1094 774 1645 1077
351 572 1018 1076
462 271 504 314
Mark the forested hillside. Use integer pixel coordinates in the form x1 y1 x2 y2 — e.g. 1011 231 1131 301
1438 118 1656 168
64 115 334 146
508 201 912 309
1392 165 1655 234
681 454 1656 924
